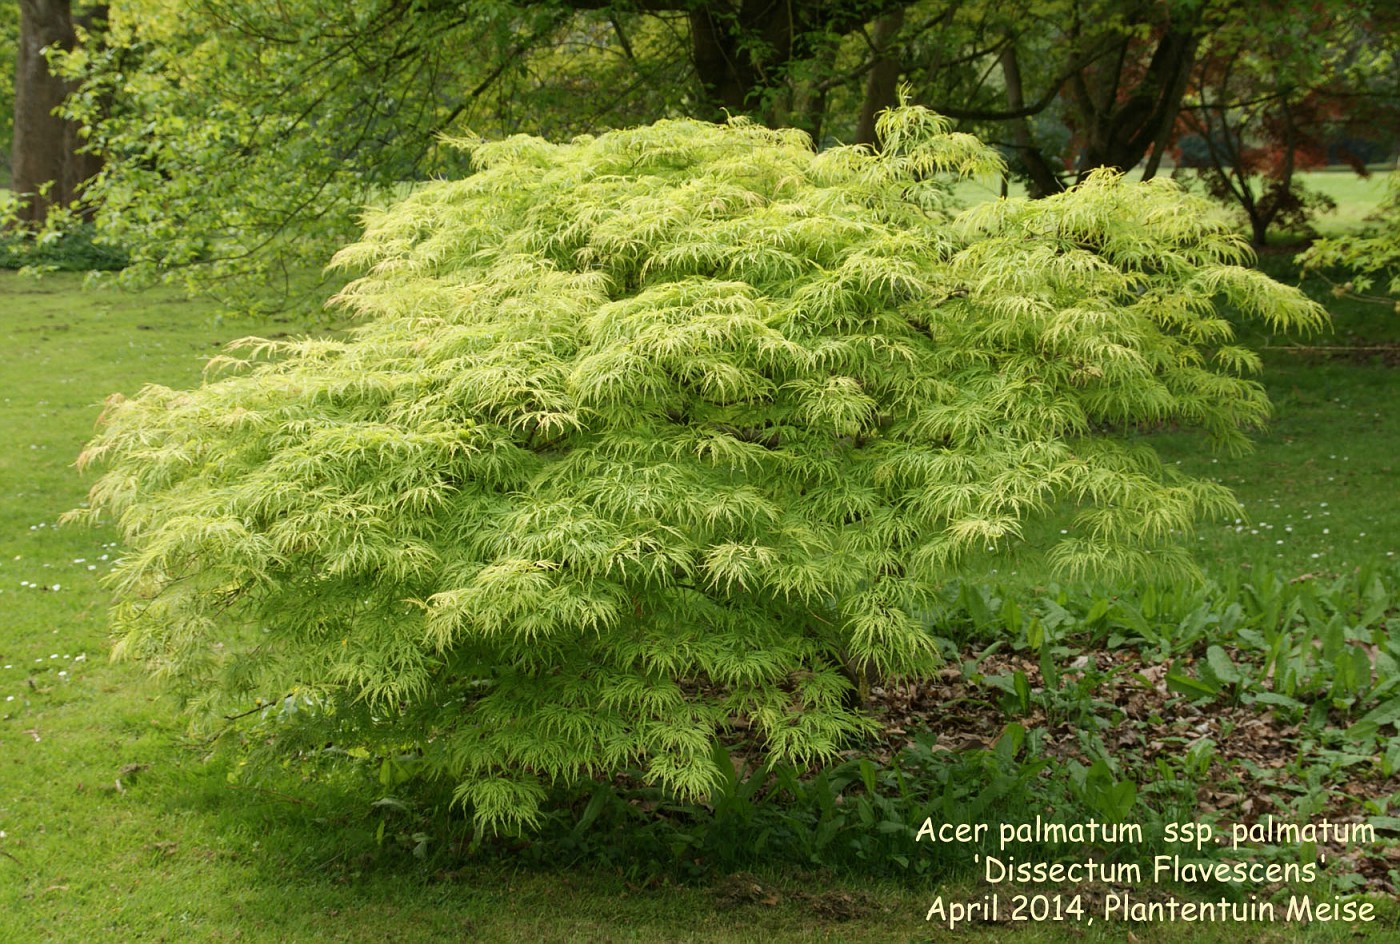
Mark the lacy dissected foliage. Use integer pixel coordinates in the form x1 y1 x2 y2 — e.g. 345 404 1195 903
1298 173 1400 306
73 107 1325 830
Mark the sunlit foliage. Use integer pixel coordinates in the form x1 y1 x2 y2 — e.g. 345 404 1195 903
72 107 1324 829
56 0 688 309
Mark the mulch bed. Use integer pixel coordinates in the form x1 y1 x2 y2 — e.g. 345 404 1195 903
858 647 1399 895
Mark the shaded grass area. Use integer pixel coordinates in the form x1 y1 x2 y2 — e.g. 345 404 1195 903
1146 257 1400 576
2 271 1398 942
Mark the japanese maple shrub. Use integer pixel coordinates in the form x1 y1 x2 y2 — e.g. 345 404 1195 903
73 107 1324 830
1299 172 1400 308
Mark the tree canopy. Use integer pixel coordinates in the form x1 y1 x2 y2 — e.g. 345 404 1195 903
8 0 1377 299
0 0 1387 298
50 0 691 304
72 107 1325 829
0 2 18 178
1177 2 1399 245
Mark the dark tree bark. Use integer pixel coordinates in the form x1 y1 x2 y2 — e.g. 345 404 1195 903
12 0 101 225
687 6 754 117
1000 45 1067 197
1070 26 1200 181
854 8 904 147
680 1 906 122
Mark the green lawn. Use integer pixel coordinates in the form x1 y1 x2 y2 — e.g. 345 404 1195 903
951 168 1394 239
1145 263 1400 577
1291 169 1395 236
3 251 1398 942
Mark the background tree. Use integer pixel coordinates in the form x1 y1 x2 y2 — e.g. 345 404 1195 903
1177 1 1399 245
0 2 19 182
800 0 1208 194
986 0 1203 193
58 0 689 306
38 0 1395 301
72 108 1324 829
560 0 908 124
10 0 104 225
812 0 1393 202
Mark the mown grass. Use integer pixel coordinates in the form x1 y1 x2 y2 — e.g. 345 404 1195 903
2 245 1398 943
1146 261 1400 577
1289 169 1395 236
952 168 1393 239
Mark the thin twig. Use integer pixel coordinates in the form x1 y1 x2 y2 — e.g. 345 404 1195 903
1267 344 1400 353
223 693 294 721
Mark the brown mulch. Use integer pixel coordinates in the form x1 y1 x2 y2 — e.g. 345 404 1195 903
855 646 1399 895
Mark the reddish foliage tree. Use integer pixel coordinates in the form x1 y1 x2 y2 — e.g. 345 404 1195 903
1175 2 1398 245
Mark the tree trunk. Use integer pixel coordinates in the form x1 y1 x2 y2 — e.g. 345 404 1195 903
688 8 751 119
12 0 99 225
1072 27 1200 181
689 3 797 121
1249 211 1269 248
1001 46 1066 197
687 1 904 126
1139 33 1196 182
854 8 904 147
